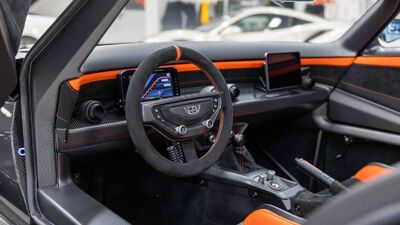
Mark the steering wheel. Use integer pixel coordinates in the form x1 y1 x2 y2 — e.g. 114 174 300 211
125 46 233 177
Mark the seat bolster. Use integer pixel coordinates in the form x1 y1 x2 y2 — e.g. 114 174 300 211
243 204 305 225
353 163 394 182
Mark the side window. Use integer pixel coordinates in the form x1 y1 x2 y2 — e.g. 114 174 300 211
233 14 310 33
234 14 271 32
269 16 310 29
379 17 400 48
289 18 310 26
267 16 288 30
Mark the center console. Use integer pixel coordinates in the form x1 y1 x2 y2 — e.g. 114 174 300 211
247 169 296 193
203 121 345 215
202 122 305 211
203 166 304 211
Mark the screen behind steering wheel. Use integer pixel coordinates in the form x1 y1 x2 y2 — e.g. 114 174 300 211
119 68 180 105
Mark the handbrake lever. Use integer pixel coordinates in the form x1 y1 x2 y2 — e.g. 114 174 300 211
295 158 348 194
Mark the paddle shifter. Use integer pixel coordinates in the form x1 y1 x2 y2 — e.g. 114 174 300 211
295 158 348 194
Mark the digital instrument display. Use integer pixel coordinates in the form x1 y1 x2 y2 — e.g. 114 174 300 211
265 52 302 92
142 72 175 101
119 68 180 104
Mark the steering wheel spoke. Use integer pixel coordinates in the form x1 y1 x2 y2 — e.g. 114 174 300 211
181 140 199 163
142 92 222 140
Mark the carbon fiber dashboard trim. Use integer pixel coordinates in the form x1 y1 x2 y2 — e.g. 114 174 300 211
67 110 124 129
58 87 328 152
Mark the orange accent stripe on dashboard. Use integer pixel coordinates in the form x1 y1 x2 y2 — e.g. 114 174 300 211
174 60 266 73
301 57 354 66
68 58 355 91
68 70 123 91
68 60 266 91
354 56 400 67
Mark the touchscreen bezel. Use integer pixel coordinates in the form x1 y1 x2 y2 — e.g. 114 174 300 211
264 52 302 92
119 67 180 105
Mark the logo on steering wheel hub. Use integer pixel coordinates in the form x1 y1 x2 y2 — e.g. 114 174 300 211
184 104 201 116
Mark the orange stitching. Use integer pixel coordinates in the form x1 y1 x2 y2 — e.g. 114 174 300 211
56 114 68 122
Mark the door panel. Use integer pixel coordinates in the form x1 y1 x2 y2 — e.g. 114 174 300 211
329 89 400 134
328 56 400 134
336 61 400 111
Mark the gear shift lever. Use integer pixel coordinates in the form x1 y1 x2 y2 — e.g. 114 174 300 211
230 123 258 173
233 134 245 147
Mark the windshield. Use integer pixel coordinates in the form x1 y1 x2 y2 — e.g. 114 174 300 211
21 0 376 49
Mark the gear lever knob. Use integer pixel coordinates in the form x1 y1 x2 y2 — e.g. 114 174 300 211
233 134 245 147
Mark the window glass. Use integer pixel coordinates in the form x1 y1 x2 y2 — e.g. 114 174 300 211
234 15 270 32
22 0 377 49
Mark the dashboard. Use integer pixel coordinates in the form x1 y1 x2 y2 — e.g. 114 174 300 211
55 51 329 153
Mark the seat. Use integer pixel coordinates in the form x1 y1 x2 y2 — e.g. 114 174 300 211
351 163 393 183
243 204 305 225
242 163 395 225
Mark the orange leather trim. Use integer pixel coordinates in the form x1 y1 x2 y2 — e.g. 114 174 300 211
174 45 181 61
244 209 299 225
173 60 265 73
353 165 393 182
68 60 265 91
68 57 356 91
301 57 354 66
68 70 123 91
354 56 400 67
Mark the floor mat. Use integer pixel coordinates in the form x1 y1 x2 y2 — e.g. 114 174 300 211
76 151 262 225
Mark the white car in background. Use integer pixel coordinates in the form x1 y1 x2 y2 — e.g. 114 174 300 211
20 0 69 49
21 14 56 49
145 7 350 43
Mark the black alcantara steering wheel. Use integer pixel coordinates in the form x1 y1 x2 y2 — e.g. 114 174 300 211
125 46 233 177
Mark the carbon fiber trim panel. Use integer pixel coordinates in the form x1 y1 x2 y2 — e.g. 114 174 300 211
68 110 124 129
0 101 28 212
39 180 129 225
58 88 328 152
11 101 28 212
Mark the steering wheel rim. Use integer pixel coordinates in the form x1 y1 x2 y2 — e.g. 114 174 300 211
125 45 233 177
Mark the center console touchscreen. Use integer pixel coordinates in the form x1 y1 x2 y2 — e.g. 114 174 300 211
264 52 302 92
119 68 180 105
